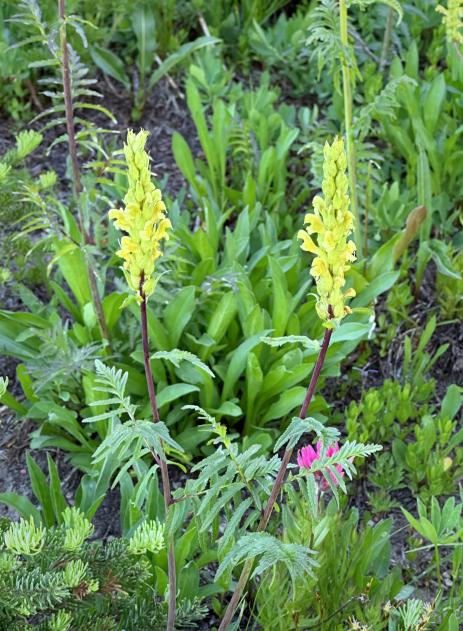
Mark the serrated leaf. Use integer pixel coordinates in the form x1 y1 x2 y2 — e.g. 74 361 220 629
261 335 320 352
274 417 339 452
152 349 214 378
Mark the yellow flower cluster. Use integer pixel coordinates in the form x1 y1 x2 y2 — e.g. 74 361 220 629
436 0 463 45
297 136 356 322
109 130 171 301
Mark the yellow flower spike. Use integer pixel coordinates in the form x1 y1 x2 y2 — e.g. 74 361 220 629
298 136 356 323
109 130 171 302
436 0 463 45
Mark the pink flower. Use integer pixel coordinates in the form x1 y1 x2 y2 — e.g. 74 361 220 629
297 441 344 489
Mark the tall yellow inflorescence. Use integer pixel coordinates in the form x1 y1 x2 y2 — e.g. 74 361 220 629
297 136 356 322
109 130 171 302
436 0 463 45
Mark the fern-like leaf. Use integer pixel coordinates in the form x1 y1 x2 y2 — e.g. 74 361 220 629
216 532 318 588
152 350 215 378
274 417 340 452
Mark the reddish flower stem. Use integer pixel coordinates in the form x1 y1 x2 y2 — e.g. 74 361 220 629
218 318 334 631
58 0 110 347
140 293 176 631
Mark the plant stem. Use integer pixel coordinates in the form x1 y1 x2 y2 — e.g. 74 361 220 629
58 0 82 200
218 323 334 631
339 0 362 259
140 294 176 631
379 8 394 73
58 0 110 347
434 544 442 589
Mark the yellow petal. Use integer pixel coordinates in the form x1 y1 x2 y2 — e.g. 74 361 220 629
297 230 318 254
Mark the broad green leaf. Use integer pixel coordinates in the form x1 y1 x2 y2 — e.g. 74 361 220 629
368 233 402 279
206 291 238 344
53 240 92 308
245 352 263 430
222 330 271 401
330 322 373 343
351 271 400 308
269 256 289 337
0 492 42 524
157 383 199 409
148 36 221 89
423 73 446 135
103 292 127 331
402 508 438 544
16 364 38 402
172 132 198 192
26 454 54 528
262 387 307 424
164 286 195 347
132 4 156 80
441 385 463 420
417 144 432 238
210 401 242 417
50 280 82 323
47 454 68 524
90 45 130 90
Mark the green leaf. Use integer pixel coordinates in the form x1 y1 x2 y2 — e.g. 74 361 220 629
206 291 238 345
50 280 82 323
152 349 214 378
17 364 38 402
423 73 446 135
132 4 156 81
219 498 253 555
47 454 68 524
103 292 127 331
261 387 306 424
261 335 319 353
148 36 221 90
402 508 438 544
245 352 263 429
330 322 373 343
216 532 318 585
351 0 403 23
351 271 400 308
417 144 432 238
368 233 402 278
441 385 463 421
90 45 131 90
210 401 242 417
75 474 106 520
426 240 462 280
274 417 339 452
53 240 92 308
26 454 54 528
164 286 195 347
0 492 42 524
269 256 289 337
172 132 197 192
222 330 271 401
157 383 199 409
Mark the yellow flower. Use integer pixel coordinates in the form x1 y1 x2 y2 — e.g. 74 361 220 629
109 130 171 301
298 136 356 322
437 0 463 45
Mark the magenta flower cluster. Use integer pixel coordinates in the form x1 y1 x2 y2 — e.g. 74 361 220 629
297 441 344 489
